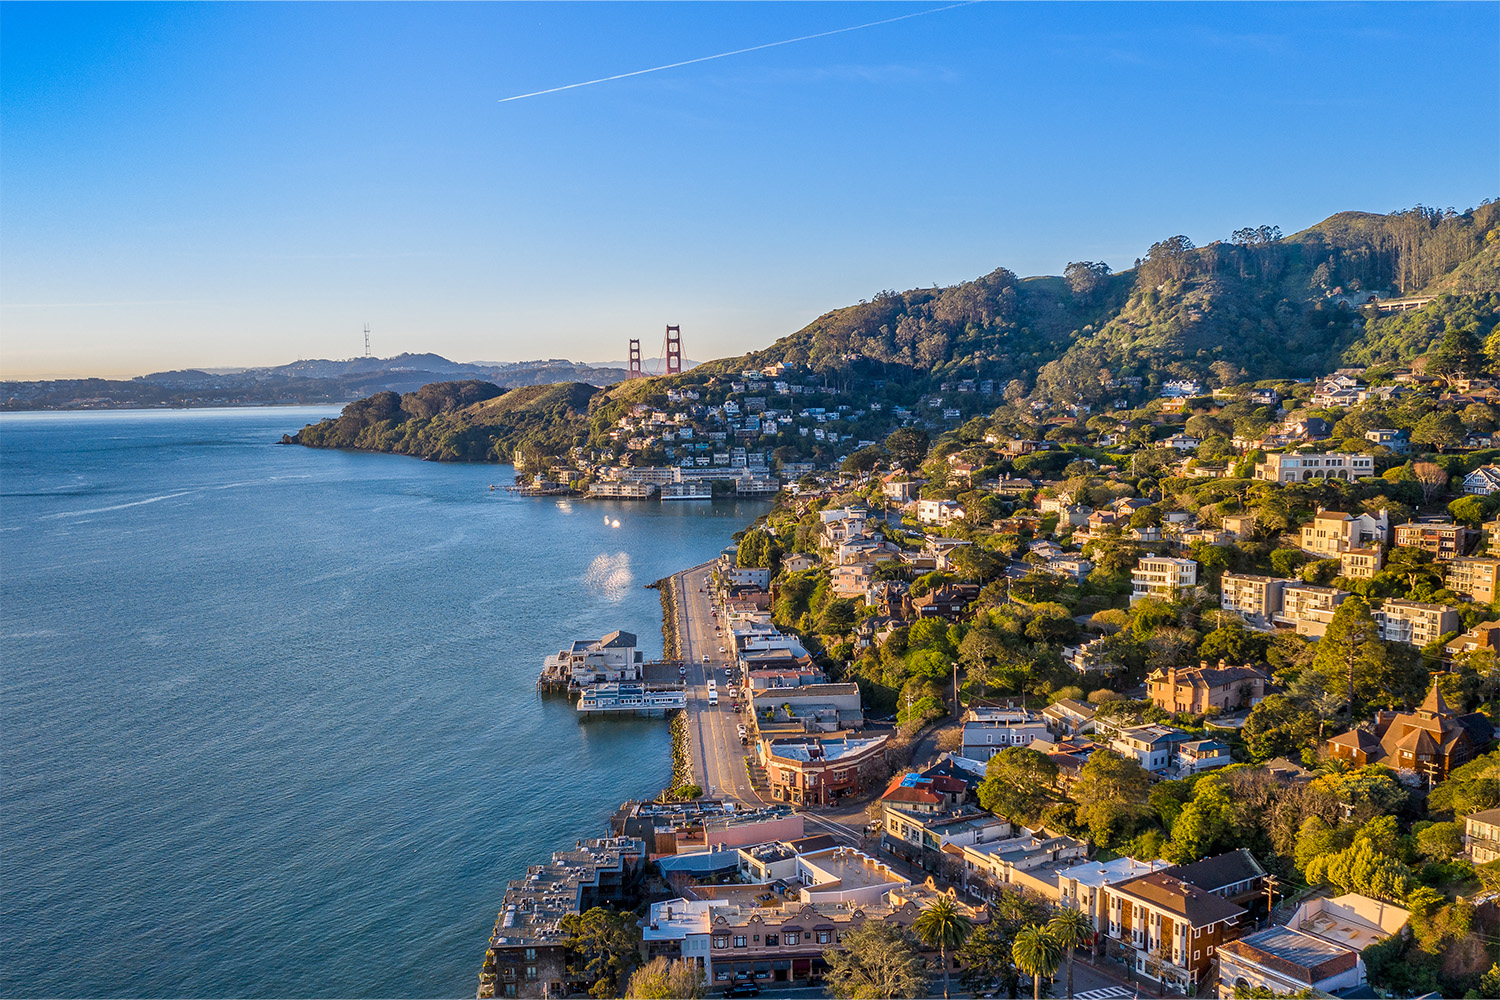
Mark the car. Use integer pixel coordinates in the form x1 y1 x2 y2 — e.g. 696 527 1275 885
679 665 687 676
719 646 726 653
723 983 760 998
703 654 710 662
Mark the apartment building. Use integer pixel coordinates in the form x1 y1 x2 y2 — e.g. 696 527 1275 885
1103 870 1246 994
1466 809 1500 863
1132 556 1199 604
1274 584 1350 638
1219 573 1286 630
1393 518 1476 560
1254 452 1375 484
1446 557 1500 604
1298 508 1389 558
1372 599 1460 647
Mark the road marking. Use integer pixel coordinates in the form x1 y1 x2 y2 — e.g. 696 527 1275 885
1074 988 1133 1000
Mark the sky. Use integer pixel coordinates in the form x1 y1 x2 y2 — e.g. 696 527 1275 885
2 2 1496 379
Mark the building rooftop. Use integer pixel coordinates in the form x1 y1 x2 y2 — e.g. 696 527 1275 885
1220 925 1358 983
798 847 909 893
766 734 887 764
1113 870 1245 927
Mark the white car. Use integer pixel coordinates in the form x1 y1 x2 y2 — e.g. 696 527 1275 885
719 646 726 653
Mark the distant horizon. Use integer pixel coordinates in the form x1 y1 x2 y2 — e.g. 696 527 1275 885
3 2 1495 380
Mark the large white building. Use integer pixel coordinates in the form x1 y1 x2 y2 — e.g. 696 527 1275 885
1131 556 1198 604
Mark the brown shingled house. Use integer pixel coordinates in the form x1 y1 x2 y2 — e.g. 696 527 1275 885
1325 682 1494 781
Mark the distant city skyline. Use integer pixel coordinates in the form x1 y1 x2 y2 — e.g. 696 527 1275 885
2 2 1495 379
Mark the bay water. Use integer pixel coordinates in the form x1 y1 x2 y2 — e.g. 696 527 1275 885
0 407 767 997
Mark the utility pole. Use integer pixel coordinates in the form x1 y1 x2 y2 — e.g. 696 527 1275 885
952 661 960 718
1264 874 1280 928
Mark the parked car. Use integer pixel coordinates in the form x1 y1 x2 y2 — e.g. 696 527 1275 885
723 983 760 998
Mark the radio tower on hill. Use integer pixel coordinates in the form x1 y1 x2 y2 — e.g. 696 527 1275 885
363 324 371 358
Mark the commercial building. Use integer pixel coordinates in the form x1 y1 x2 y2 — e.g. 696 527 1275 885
1218 926 1363 998
760 734 889 806
540 630 645 689
481 837 647 999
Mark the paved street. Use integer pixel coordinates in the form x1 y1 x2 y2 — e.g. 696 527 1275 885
674 564 762 803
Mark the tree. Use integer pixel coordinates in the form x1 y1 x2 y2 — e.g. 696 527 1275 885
1416 821 1464 861
1012 924 1062 1000
1425 325 1485 382
824 920 928 1000
885 428 930 473
1412 461 1450 502
1070 750 1151 846
1198 616 1267 664
957 923 1021 998
913 895 974 1000
843 446 885 475
818 598 858 635
1310 595 1382 720
624 957 705 999
1064 260 1110 298
979 747 1059 825
1047 908 1093 1000
559 907 642 998
1242 694 1321 760
1412 411 1464 454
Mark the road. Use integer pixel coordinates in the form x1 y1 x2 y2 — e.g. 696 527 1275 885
673 564 763 804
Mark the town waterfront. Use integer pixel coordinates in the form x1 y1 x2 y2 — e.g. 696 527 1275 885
0 407 769 998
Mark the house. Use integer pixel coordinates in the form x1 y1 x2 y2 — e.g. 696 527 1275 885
1040 555 1092 582
879 787 1013 871
915 498 965 526
1111 725 1193 773
1445 556 1500 604
1445 619 1500 658
1220 514 1256 541
1163 433 1202 451
908 584 978 621
1393 517 1476 560
1219 573 1287 630
1325 682 1494 780
1466 809 1500 863
829 564 876 600
726 567 772 589
1063 635 1123 674
961 708 1050 760
1339 546 1385 579
1298 507 1389 558
1131 556 1198 604
1147 662 1269 715
1464 465 1500 495
1254 452 1375 483
1176 739 1233 775
780 553 818 573
1042 698 1096 736
1364 427 1409 454
1274 583 1350 638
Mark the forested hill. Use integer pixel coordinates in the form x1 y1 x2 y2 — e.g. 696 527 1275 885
288 380 601 462
701 201 1500 399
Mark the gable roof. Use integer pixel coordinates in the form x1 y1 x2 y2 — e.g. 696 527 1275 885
1168 848 1267 894
1112 871 1245 927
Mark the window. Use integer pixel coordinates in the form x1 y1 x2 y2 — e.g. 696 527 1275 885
764 934 778 946
734 936 747 949
525 967 536 980
714 936 730 949
524 948 536 961
816 931 830 944
784 933 798 946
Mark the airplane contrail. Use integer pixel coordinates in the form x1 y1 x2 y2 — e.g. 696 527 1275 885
498 1 980 103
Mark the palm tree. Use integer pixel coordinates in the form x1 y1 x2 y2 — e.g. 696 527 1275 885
1012 924 1062 1000
1046 907 1093 1000
913 894 974 1000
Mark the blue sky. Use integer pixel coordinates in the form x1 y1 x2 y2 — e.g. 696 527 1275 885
2 2 1496 378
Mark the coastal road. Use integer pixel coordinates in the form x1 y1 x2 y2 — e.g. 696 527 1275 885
673 565 762 804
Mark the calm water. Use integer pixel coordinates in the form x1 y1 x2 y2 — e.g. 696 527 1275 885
0 407 767 998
